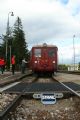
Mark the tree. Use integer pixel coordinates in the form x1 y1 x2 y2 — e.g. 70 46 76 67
0 43 3 57
0 35 7 59
58 64 68 71
78 62 80 70
0 35 12 69
12 17 29 68
0 17 29 69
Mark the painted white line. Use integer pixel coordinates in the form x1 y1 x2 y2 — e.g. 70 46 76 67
0 82 20 92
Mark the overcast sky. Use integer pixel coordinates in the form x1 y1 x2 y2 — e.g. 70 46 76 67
0 0 80 64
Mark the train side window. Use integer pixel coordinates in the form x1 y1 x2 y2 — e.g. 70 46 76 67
48 49 55 57
34 49 41 57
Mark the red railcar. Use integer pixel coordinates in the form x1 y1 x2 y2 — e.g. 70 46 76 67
29 43 58 74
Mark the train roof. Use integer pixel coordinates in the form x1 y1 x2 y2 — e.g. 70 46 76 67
32 43 58 48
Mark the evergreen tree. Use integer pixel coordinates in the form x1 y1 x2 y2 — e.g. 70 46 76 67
0 35 7 59
0 43 3 57
1 35 13 68
0 17 29 69
12 17 29 68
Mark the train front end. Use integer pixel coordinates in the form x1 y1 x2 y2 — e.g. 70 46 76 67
30 44 58 74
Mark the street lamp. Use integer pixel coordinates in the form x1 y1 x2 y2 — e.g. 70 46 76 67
7 12 14 36
73 35 75 71
6 12 14 69
0 36 3 49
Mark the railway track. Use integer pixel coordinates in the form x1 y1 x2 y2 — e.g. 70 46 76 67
0 74 80 119
35 75 80 98
3 74 80 97
0 94 22 120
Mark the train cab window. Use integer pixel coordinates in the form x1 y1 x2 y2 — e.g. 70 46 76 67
48 49 55 57
34 49 41 57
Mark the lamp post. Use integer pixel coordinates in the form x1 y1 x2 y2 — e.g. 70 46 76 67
73 35 75 71
6 12 14 69
0 36 3 50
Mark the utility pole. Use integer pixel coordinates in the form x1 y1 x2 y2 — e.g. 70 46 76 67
73 35 75 71
6 12 14 69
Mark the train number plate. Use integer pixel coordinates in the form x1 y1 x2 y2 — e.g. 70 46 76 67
41 93 56 105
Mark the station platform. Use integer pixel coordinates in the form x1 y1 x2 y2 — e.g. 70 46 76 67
0 70 32 87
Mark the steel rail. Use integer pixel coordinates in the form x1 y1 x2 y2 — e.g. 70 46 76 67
52 75 80 97
0 72 33 87
0 75 38 119
60 82 80 97
0 94 22 120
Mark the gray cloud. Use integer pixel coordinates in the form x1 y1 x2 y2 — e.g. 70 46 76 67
23 14 80 47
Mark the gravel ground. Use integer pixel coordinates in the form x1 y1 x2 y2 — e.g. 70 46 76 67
0 73 79 119
9 96 80 120
54 73 80 84
0 93 17 111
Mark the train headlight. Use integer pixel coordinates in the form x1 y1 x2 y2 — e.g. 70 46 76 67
53 61 55 63
34 61 37 63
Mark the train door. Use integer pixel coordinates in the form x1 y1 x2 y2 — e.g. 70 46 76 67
41 48 49 69
42 48 48 59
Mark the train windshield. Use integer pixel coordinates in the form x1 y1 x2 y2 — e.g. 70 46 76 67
34 49 41 57
48 49 55 57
